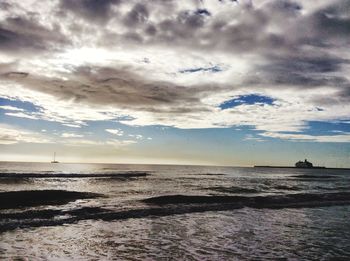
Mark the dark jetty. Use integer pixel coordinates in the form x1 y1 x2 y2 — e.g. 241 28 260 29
0 190 101 209
255 159 328 169
254 159 350 170
254 166 326 169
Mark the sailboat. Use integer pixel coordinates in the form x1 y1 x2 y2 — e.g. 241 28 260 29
51 152 59 163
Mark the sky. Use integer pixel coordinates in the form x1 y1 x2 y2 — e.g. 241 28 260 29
0 0 350 167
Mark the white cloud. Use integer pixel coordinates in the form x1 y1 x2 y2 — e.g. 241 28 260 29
61 133 84 138
260 132 350 143
128 134 143 140
0 0 349 143
0 105 24 111
5 111 40 120
244 134 265 142
105 129 124 136
105 139 137 146
65 138 136 147
0 124 52 144
0 83 124 128
62 123 82 128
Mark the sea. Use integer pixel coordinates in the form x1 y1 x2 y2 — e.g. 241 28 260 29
0 162 350 260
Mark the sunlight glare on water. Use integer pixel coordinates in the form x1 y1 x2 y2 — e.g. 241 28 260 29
1 162 350 260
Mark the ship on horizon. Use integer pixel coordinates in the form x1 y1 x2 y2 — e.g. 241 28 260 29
51 152 59 163
295 159 315 168
254 159 327 169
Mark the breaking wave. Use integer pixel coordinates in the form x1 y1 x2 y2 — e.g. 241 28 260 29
2 190 350 233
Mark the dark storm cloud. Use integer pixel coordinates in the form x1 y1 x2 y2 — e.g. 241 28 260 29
123 3 149 26
99 0 288 53
312 89 350 106
2 1 347 64
231 0 350 99
102 0 349 58
59 0 121 24
247 56 350 92
177 10 207 28
257 56 350 82
311 0 350 36
2 0 349 59
1 65 215 114
263 0 301 15
0 1 12 10
268 74 349 89
0 16 68 54
1 0 350 122
129 7 211 46
314 12 350 36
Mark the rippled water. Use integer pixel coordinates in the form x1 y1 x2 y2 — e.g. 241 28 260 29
1 162 350 260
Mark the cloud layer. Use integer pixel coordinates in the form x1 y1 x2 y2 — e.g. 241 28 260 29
1 0 350 141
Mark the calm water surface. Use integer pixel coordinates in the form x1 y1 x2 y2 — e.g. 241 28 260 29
0 162 350 260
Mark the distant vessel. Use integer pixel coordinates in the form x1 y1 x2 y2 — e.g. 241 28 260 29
51 152 59 163
254 159 326 169
295 159 313 168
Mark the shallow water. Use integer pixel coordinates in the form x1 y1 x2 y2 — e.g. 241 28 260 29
0 162 350 260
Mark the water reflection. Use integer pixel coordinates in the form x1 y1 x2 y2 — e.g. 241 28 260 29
1 162 350 260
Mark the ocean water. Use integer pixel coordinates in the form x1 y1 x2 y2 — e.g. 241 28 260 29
0 162 350 260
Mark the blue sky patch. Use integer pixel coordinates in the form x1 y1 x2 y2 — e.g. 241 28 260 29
179 65 222 74
302 121 350 136
0 97 41 112
219 94 275 110
194 9 211 16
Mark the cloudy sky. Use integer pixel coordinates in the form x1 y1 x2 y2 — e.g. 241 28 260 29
0 0 350 166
